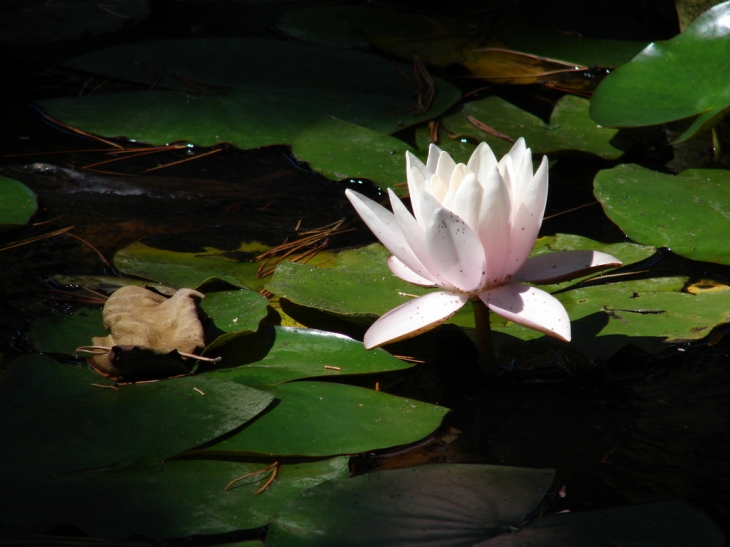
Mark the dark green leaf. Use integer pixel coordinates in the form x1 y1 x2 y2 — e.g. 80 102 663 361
0 175 38 231
197 381 449 457
267 464 555 547
590 1 730 142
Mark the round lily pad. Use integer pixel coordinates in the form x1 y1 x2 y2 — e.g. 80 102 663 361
0 175 37 231
590 1 730 143
594 163 730 264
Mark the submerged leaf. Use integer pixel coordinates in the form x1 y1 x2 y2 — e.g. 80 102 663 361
0 175 37 231
267 464 555 547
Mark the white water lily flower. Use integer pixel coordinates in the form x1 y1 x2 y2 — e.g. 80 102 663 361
346 138 622 349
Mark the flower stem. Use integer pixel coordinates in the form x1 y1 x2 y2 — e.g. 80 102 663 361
472 299 497 376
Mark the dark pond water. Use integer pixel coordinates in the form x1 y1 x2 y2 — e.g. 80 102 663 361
2 0 730 542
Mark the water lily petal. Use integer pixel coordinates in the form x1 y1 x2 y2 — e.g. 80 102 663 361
428 173 449 202
481 284 571 342
514 250 622 284
413 187 443 230
450 173 482 233
406 152 429 194
504 155 549 275
387 255 440 287
476 168 511 283
388 189 445 285
363 290 468 348
426 208 487 293
345 189 427 278
466 142 497 184
426 143 442 173
434 151 456 193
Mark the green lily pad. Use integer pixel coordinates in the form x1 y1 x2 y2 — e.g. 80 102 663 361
292 118 419 196
266 244 432 323
204 325 414 386
197 381 449 457
278 6 432 48
267 464 555 547
477 501 724 546
4 456 348 539
594 164 730 264
36 37 460 148
441 95 623 160
0 354 274 491
200 288 270 334
25 307 103 356
0 0 149 45
590 1 730 143
0 175 38 231
114 235 340 292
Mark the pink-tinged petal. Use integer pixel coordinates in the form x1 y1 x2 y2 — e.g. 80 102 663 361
466 142 497 184
475 168 511 283
413 187 442 230
426 143 442 173
406 152 429 192
426 208 487 293
407 166 428 224
514 250 622 284
387 255 440 287
481 284 571 342
346 189 426 278
364 290 468 348
388 189 445 286
504 155 549 275
450 173 482 233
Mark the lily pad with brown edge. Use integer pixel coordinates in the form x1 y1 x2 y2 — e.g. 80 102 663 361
0 0 149 45
590 1 730 143
292 118 422 196
594 164 730 264
0 175 38 232
0 354 275 519
35 37 461 149
266 464 556 547
193 380 449 457
201 325 415 386
440 95 623 160
3 455 348 540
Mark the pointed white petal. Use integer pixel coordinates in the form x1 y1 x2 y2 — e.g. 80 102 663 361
363 290 468 348
514 250 622 284
434 151 456 192
426 208 487 293
476 168 511 284
441 188 456 212
504 155 549 276
346 189 426 278
426 143 442 173
450 173 482 233
481 284 571 342
466 142 498 184
388 189 445 285
387 256 440 287
413 188 442 230
407 166 428 224
448 163 470 192
506 137 527 163
429 173 449 202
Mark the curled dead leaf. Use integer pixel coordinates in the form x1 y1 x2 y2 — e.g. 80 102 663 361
90 286 206 377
